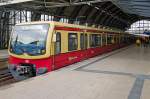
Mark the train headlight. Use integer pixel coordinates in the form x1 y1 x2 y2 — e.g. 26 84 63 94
41 50 45 53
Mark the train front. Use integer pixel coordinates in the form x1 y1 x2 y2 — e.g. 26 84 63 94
8 23 52 80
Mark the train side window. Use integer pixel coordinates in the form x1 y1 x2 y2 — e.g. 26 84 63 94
107 35 113 44
90 34 94 47
90 34 95 47
114 36 116 44
55 32 61 54
85 34 88 49
90 34 101 47
68 33 78 51
97 35 101 46
114 35 119 44
80 33 84 50
102 34 106 46
120 36 122 43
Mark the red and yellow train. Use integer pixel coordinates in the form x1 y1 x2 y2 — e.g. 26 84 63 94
8 21 133 80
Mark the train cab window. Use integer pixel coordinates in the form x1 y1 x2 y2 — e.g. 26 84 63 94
68 33 78 51
55 32 61 54
80 33 84 50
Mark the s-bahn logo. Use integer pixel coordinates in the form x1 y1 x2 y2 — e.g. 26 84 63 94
68 56 77 61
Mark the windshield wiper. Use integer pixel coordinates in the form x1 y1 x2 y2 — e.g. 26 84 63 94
14 35 18 47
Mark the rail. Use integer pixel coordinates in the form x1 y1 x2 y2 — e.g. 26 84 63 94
0 68 16 86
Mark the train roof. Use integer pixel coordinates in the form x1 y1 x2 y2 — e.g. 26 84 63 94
16 21 129 34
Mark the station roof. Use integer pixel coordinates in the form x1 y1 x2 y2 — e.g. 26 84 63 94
0 0 150 30
113 0 150 18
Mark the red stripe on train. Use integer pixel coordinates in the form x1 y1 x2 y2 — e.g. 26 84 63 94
54 26 119 34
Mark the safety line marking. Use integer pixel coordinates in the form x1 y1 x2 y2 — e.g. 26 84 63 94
128 77 144 99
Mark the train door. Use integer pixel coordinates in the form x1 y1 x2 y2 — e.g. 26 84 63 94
80 32 88 60
53 32 62 70
54 32 61 55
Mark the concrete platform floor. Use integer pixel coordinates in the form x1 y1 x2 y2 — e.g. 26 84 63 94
0 45 150 99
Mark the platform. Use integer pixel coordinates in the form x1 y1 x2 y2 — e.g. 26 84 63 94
0 49 8 60
0 45 150 99
0 49 8 69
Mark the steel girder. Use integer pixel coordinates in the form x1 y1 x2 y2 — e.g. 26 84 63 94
53 7 66 21
103 5 120 26
0 0 150 30
98 3 115 26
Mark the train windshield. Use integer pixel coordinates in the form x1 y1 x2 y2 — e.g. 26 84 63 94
10 24 49 56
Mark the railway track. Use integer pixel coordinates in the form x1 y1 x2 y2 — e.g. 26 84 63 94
0 68 16 86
